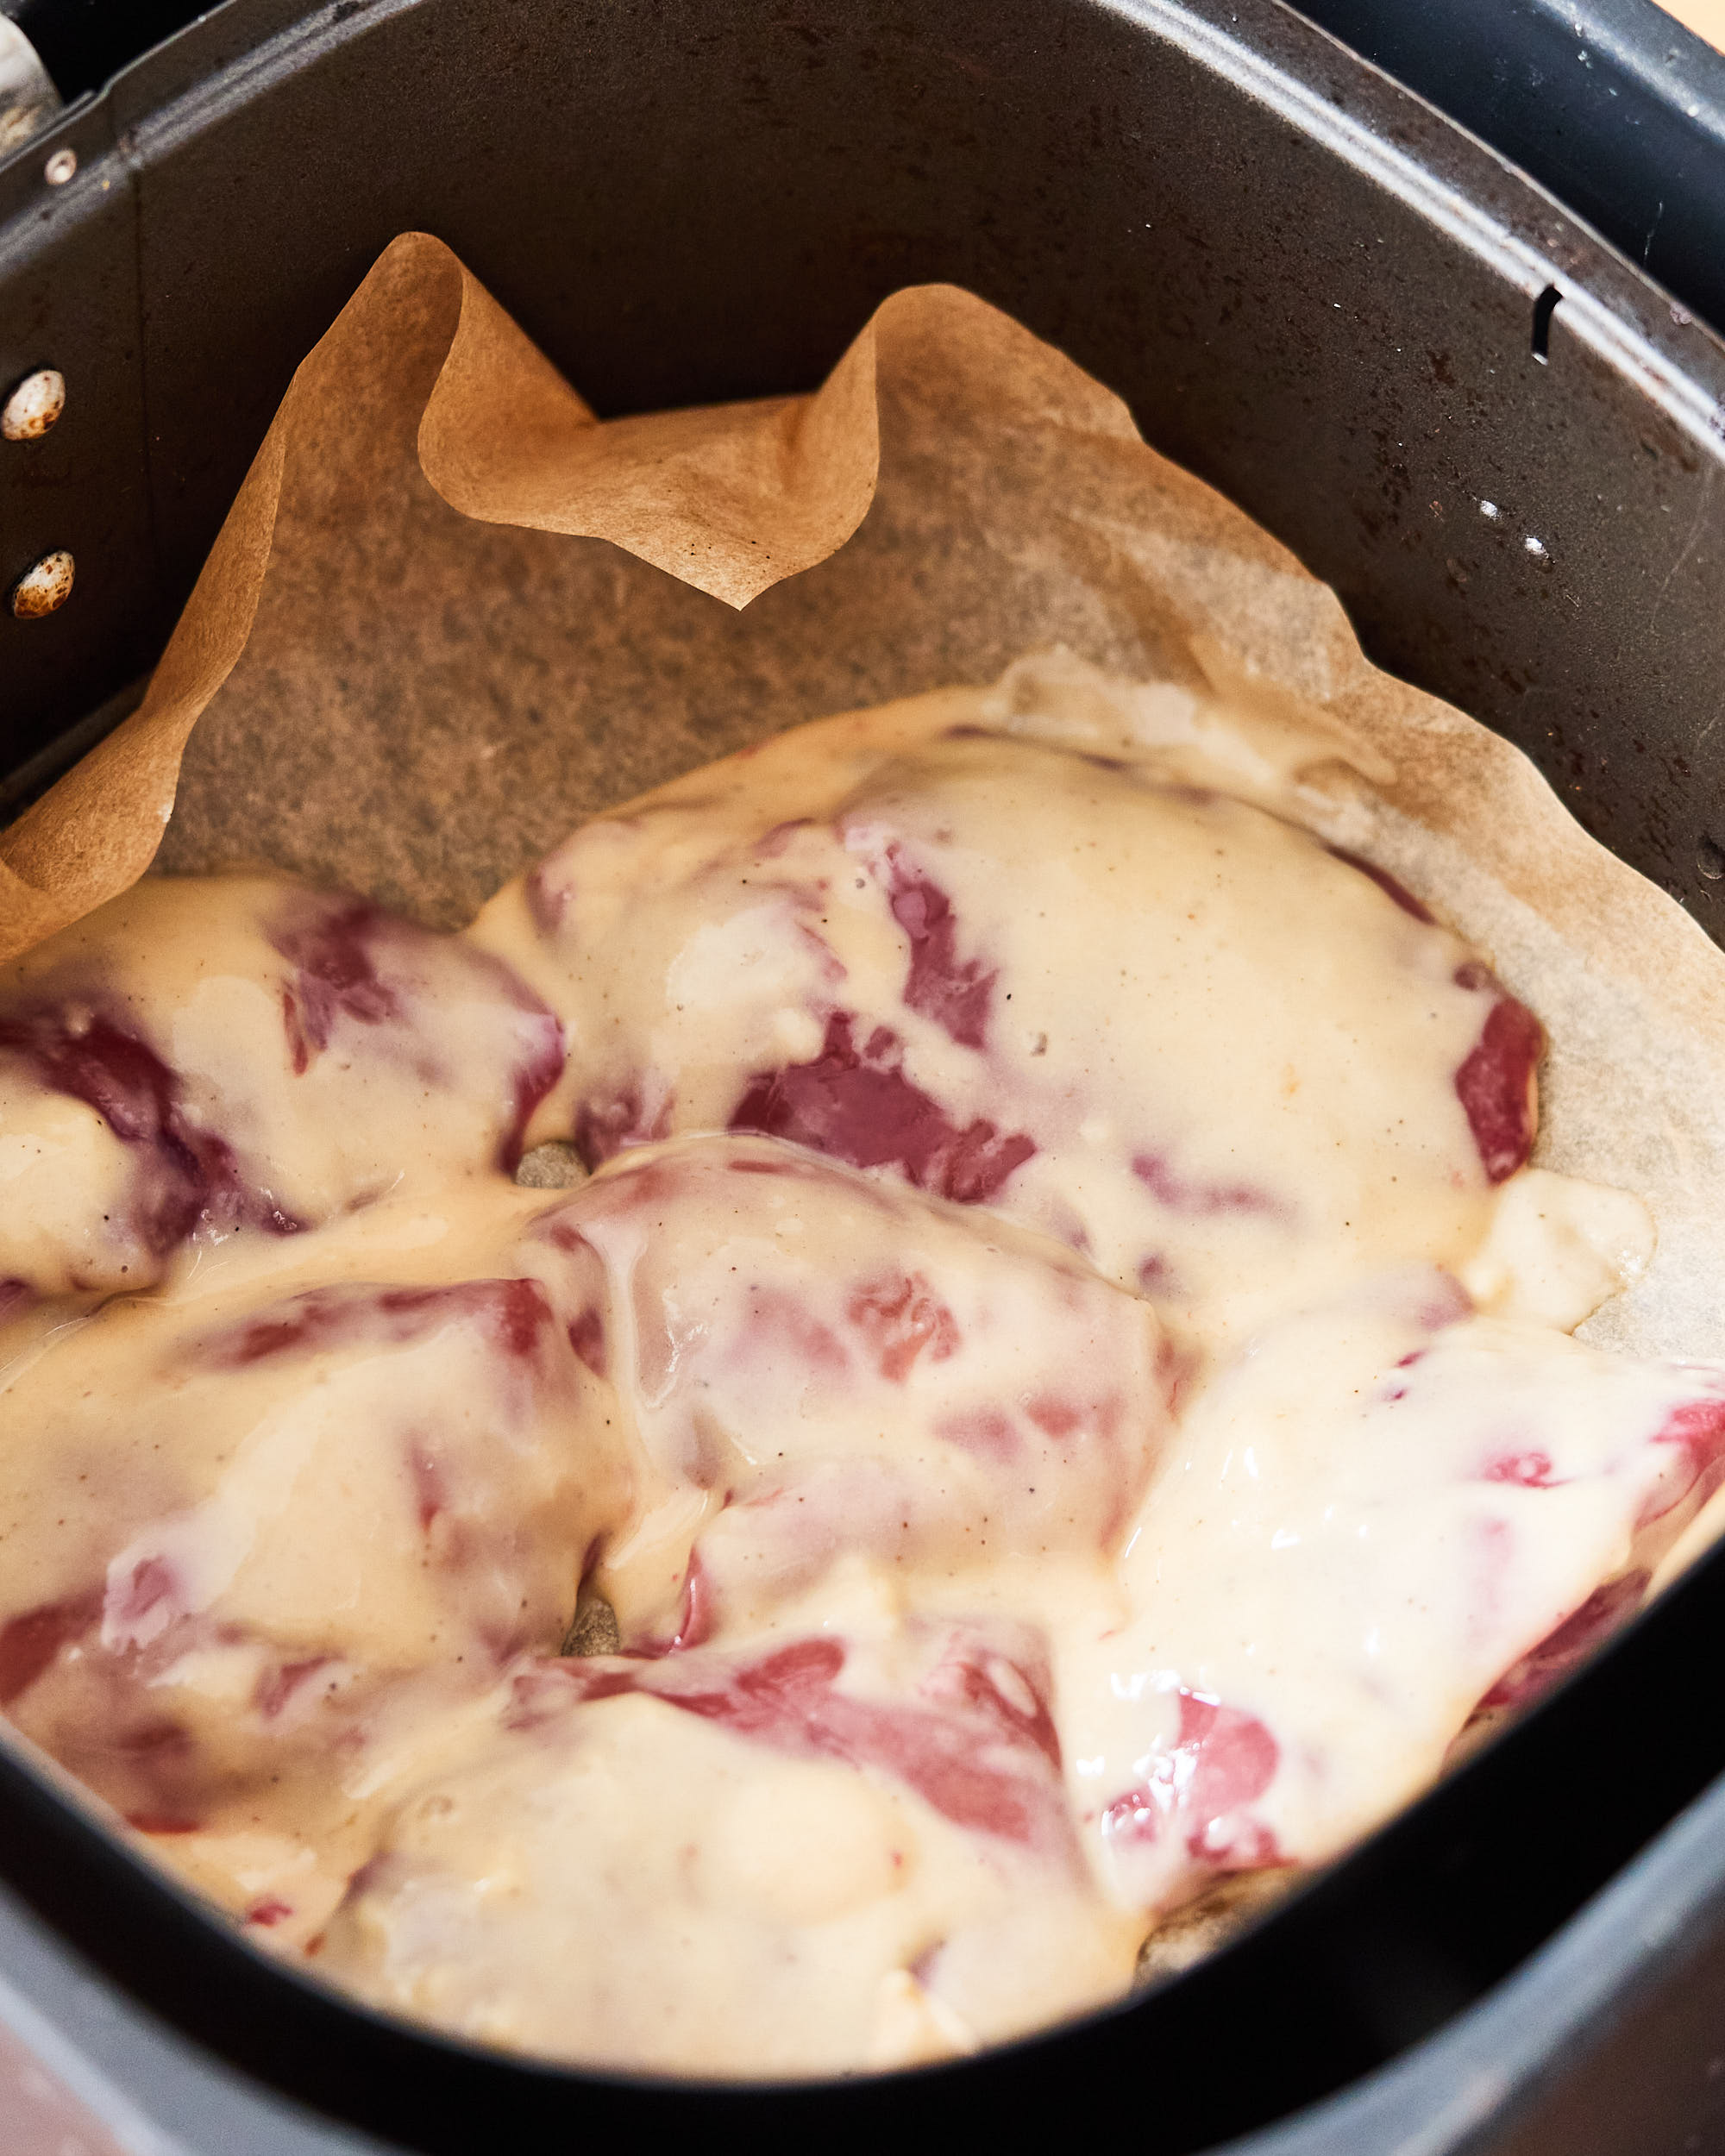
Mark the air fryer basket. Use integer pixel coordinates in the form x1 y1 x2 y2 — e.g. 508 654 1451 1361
2 3 1725 2152
1291 0 1725 342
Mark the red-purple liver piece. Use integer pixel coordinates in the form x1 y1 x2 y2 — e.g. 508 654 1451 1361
0 876 563 1303
524 1618 1079 1859
0 1004 287 1263
1082 1288 1725 1919
882 848 997 1050
474 726 1549 1340
730 1013 1036 1204
0 1248 624 1843
267 889 564 1164
1101 1689 1285 1873
1451 963 1544 1184
524 1134 1172 1640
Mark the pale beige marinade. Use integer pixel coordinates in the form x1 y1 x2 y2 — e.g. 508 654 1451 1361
3 661 1722 2077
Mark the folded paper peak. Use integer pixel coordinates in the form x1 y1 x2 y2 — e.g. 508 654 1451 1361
0 230 1426 961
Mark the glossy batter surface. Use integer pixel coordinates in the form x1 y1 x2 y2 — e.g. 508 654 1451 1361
0 665 1705 2077
470 721 1540 1351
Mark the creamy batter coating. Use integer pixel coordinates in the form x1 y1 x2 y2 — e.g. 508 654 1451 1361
321 1620 1144 2076
0 874 562 1306
0 1187 625 1855
1058 1269 1725 1915
0 661 1702 2078
470 722 1540 1350
523 1134 1175 1645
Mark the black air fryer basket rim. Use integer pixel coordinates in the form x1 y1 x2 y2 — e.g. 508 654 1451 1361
1289 0 1725 341
2 1 1725 2151
12 0 1725 348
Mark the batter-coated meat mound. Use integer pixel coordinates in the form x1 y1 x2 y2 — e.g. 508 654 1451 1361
0 662 1699 2076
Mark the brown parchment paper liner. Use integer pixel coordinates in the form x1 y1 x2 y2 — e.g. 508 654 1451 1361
5 229 1725 1381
